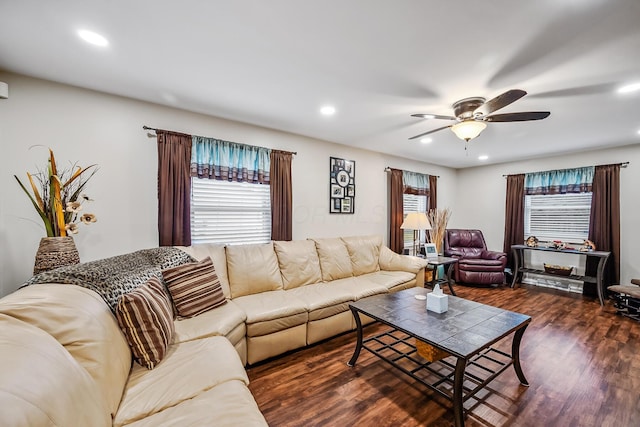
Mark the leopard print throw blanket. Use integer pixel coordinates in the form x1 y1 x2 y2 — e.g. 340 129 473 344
24 247 195 312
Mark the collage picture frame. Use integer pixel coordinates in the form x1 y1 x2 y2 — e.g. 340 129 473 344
329 156 355 214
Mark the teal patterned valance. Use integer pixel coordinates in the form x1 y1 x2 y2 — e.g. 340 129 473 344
190 136 270 184
403 171 430 196
525 166 594 195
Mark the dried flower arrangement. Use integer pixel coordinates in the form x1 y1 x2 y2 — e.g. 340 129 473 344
14 148 97 237
427 208 452 254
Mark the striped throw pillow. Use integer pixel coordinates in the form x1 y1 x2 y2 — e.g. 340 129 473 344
116 277 175 370
162 257 227 318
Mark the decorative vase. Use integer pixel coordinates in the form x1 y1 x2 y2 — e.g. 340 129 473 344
33 236 80 274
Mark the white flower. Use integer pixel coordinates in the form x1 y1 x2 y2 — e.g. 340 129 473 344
80 213 97 224
65 201 82 213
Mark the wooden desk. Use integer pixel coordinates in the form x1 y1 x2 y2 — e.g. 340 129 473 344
510 245 610 306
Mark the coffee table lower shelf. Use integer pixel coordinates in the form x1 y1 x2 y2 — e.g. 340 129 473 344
351 327 517 406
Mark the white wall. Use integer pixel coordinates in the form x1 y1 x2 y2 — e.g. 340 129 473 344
455 144 640 285
0 72 456 296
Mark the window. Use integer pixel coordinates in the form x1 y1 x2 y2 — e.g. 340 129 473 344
191 178 271 245
402 194 427 252
524 193 592 243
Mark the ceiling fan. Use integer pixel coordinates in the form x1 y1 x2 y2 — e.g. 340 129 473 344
410 89 550 146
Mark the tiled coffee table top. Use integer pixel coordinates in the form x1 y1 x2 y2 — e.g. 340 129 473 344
350 287 531 358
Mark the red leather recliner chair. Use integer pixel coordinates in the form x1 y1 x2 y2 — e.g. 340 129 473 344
444 229 507 286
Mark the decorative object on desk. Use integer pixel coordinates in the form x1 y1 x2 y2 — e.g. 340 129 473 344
14 147 98 273
329 156 355 214
400 212 430 256
424 242 438 259
544 263 573 276
580 239 596 251
549 240 566 250
426 283 448 313
525 235 539 247
426 207 452 254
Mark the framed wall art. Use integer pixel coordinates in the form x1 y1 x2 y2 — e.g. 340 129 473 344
329 156 355 214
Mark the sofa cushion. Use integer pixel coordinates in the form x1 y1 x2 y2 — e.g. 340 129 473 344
116 277 175 370
358 270 416 291
114 336 248 427
232 291 308 337
287 282 354 315
122 380 268 427
342 235 382 276
162 256 227 318
0 284 131 417
328 276 389 300
310 237 354 281
0 314 111 427
175 243 231 298
173 299 247 343
274 240 322 289
226 242 284 298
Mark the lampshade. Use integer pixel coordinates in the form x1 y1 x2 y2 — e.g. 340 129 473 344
400 212 430 230
451 120 487 141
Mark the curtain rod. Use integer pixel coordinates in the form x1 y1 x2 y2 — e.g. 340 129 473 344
142 125 297 155
384 167 439 178
502 162 629 177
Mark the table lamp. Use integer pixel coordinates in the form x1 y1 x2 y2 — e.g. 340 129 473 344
400 212 430 256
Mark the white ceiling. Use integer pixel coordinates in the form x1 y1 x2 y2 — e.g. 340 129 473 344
1 0 639 168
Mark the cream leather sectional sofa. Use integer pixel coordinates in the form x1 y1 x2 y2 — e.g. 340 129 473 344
177 235 427 365
0 235 425 426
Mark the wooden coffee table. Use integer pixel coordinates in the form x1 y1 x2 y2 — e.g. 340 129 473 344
347 287 531 427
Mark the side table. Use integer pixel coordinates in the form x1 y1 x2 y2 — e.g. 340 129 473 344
425 256 458 296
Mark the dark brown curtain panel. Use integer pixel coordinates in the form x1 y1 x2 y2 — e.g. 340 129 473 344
585 164 621 296
389 168 404 254
503 174 525 270
428 174 438 211
270 150 293 241
157 130 192 246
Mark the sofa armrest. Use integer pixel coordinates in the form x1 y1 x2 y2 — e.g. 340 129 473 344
379 246 428 273
482 250 507 263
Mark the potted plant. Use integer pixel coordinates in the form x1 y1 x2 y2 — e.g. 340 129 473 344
14 148 98 273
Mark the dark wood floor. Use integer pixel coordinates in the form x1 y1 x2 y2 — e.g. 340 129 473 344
247 284 640 427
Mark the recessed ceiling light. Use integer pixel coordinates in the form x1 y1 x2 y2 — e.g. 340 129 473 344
478 155 489 161
420 137 433 144
320 105 336 116
637 129 640 135
77 29 109 47
617 82 640 94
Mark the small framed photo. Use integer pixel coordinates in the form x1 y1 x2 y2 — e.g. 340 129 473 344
331 184 344 198
424 243 438 259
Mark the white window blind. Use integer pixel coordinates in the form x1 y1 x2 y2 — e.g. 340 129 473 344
191 178 271 245
402 194 427 251
524 193 592 243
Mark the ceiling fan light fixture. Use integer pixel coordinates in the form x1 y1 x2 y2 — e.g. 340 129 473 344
451 120 487 142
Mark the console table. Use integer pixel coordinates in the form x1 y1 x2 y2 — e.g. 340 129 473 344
510 244 610 306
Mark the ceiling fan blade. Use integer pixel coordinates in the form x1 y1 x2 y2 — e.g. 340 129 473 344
411 113 457 120
409 125 452 140
485 111 550 122
474 89 527 116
